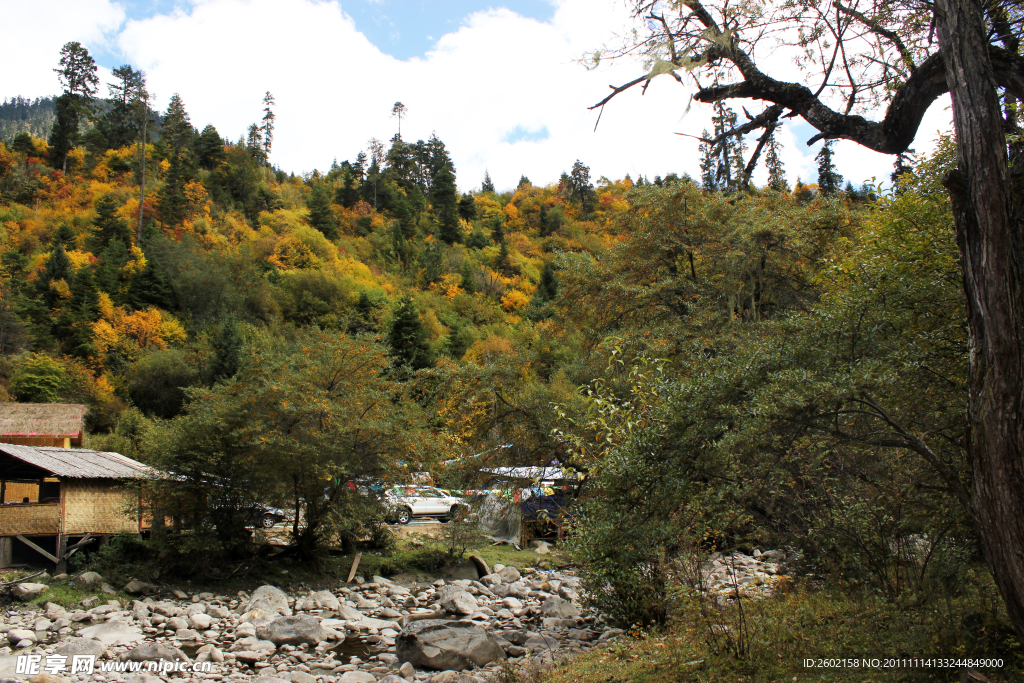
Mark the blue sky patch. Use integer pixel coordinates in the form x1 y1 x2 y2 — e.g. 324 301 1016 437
503 124 550 144
106 0 556 65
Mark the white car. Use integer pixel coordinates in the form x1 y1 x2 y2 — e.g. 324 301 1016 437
385 485 468 524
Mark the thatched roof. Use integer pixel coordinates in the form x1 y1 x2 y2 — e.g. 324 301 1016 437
0 444 152 479
0 403 85 438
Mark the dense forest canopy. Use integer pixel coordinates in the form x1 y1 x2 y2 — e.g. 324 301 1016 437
1 30 1022 677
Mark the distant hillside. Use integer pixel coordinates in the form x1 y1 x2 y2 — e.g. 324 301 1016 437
0 96 56 141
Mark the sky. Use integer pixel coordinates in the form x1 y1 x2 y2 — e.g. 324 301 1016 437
1 0 953 193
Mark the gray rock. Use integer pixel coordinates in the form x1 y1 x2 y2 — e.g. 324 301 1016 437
567 628 595 641
189 613 213 629
243 585 292 617
540 596 580 619
118 642 191 664
501 597 523 610
524 633 559 652
78 621 144 647
165 616 188 630
6 629 35 645
311 590 341 611
399 661 415 678
100 582 117 594
378 676 410 683
234 650 265 664
123 580 158 595
421 673 488 683
55 636 106 657
124 674 163 683
78 571 104 585
11 583 48 601
44 602 67 619
438 586 478 616
284 672 318 683
256 615 330 646
80 596 100 608
252 678 290 683
336 672 377 683
558 585 579 601
396 619 506 670
497 566 521 583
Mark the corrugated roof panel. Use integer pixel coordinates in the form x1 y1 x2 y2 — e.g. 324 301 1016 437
0 444 152 478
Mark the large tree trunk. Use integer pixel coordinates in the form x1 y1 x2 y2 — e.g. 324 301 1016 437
936 0 1024 640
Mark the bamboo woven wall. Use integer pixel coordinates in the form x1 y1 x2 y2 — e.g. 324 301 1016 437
0 503 59 535
63 480 138 535
4 482 38 502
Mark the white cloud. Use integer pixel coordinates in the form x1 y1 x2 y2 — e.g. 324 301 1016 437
2 0 952 193
0 0 124 99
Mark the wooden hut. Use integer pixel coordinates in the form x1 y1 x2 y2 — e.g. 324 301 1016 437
0 444 152 572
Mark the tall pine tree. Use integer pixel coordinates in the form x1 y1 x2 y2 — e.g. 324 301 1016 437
816 140 843 196
388 294 432 370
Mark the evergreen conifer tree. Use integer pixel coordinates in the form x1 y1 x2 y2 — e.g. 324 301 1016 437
490 214 505 244
49 42 99 173
432 163 461 244
209 317 243 382
816 141 843 195
481 171 495 193
765 131 788 192
460 261 477 293
388 294 433 370
458 194 477 222
465 227 489 250
307 179 339 239
537 263 558 301
196 124 226 170
127 256 174 311
91 195 131 250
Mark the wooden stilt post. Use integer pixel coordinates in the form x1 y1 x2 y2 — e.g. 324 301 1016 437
55 535 68 574
0 537 12 568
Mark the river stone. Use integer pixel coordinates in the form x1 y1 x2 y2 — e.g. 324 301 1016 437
540 596 580 619
312 590 341 611
256 615 330 646
54 637 105 657
123 580 158 595
438 587 478 616
496 566 521 583
11 583 48 601
335 604 365 621
396 619 506 671
78 621 144 647
44 602 67 619
7 629 35 645
118 642 191 663
78 571 104 585
336 672 377 683
243 585 292 617
283 672 317 683
189 613 213 629
421 673 488 683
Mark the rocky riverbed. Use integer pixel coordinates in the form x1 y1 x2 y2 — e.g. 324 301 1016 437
0 561 624 683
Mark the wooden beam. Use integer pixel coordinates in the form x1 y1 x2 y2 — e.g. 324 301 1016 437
15 535 58 564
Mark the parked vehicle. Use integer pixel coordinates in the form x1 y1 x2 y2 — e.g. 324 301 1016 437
384 485 469 524
209 499 288 529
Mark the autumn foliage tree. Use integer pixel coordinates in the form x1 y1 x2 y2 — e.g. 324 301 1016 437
590 0 1024 641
